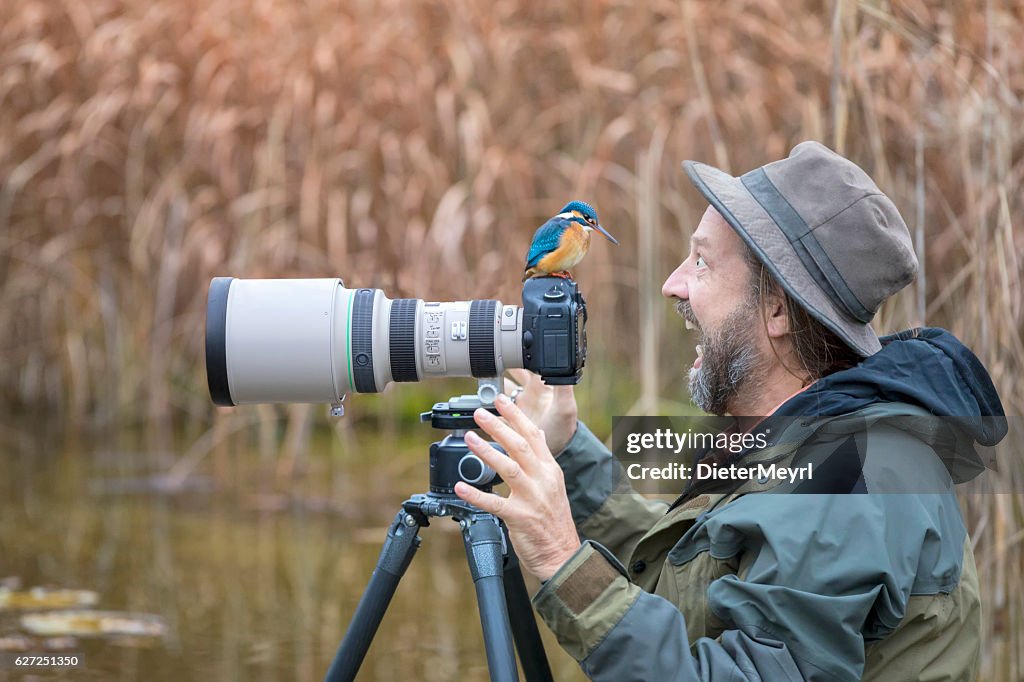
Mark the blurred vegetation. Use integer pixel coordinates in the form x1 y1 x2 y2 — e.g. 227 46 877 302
0 0 1022 678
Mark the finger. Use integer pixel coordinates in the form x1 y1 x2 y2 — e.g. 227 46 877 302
506 387 546 424
506 368 537 387
503 376 521 395
454 481 514 517
492 395 548 452
464 431 532 489
523 369 547 389
473 407 541 469
508 369 550 400
504 369 543 414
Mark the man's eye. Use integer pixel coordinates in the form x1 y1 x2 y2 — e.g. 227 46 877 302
695 255 707 268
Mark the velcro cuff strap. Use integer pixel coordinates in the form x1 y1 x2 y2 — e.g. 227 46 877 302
556 546 623 615
533 541 637 661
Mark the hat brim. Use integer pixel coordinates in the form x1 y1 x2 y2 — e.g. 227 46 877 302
683 159 881 357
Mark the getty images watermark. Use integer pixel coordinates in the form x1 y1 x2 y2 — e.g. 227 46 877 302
621 424 813 485
610 415 1015 494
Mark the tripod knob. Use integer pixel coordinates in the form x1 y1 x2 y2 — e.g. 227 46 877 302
458 453 497 486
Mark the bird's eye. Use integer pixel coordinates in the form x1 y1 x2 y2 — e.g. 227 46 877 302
586 217 596 225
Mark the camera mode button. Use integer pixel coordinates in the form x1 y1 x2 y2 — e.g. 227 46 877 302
543 287 566 301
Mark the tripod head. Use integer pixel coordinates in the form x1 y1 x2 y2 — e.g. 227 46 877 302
420 379 507 496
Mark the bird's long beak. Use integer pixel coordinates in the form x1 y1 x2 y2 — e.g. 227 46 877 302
595 224 619 245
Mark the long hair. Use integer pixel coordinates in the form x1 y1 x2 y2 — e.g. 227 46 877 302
743 246 862 383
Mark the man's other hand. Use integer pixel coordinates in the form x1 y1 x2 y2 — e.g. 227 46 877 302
503 369 578 455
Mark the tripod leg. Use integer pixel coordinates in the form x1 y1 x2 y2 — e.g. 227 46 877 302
462 514 519 682
503 542 554 682
324 510 422 682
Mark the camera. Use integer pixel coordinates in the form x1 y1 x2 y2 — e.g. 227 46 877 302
205 276 588 406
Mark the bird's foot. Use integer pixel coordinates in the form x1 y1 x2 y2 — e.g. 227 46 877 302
552 271 574 281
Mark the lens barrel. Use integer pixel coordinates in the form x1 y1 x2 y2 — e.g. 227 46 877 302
204 278 527 405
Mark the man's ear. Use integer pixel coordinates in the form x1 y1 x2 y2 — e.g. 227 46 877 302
764 293 789 339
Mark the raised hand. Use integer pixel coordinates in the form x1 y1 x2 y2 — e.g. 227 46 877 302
502 368 579 456
453 394 581 581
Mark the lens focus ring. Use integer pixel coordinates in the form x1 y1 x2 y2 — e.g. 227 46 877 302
469 300 498 377
389 299 418 382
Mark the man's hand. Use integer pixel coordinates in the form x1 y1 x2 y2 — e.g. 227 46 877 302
453 394 581 582
503 369 578 455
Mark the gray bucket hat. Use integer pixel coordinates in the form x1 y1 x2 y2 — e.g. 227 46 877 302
683 141 918 356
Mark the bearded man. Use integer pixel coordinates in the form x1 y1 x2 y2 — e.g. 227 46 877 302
454 142 1006 681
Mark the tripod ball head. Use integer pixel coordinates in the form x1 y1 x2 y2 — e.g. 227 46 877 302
429 433 505 495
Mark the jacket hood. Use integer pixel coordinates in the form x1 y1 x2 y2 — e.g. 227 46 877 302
776 327 1007 447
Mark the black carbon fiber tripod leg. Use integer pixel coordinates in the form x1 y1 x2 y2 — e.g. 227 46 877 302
461 512 519 682
503 539 554 682
324 509 422 682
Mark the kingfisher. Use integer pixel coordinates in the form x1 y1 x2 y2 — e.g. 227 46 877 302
522 201 619 281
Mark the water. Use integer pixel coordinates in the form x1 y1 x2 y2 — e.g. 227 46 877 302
0 421 584 681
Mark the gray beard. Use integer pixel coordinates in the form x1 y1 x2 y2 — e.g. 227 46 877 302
679 300 763 416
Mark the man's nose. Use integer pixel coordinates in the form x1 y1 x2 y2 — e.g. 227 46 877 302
662 263 688 299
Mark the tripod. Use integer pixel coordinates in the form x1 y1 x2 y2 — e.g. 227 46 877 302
324 392 554 682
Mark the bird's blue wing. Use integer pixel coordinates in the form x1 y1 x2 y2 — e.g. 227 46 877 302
525 217 569 268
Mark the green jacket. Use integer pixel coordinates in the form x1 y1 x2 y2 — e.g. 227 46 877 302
531 328 1005 681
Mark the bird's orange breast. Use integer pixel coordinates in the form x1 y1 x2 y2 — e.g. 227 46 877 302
536 226 591 272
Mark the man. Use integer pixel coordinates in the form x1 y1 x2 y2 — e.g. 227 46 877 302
454 142 1006 680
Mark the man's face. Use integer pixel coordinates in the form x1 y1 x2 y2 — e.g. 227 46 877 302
661 206 765 415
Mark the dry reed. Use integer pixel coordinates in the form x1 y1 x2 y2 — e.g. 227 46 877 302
0 0 1021 677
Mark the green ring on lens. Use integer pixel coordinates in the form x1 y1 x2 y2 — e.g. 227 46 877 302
346 289 355 391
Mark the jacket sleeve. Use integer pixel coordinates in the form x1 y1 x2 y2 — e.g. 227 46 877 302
533 491 966 681
532 540 806 681
555 421 668 564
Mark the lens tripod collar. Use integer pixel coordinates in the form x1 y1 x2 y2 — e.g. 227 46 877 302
421 398 499 430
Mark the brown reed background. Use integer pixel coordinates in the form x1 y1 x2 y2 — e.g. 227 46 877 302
1 0 1022 677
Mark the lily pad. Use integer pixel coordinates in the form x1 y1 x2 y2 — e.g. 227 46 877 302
0 635 78 652
0 635 34 651
21 611 166 638
0 587 99 610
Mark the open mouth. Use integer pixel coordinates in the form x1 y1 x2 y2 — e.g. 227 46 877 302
694 344 703 369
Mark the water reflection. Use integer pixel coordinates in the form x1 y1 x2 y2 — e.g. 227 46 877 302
0 423 584 681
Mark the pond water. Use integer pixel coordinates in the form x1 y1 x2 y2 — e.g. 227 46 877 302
0 418 586 681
